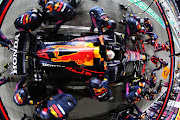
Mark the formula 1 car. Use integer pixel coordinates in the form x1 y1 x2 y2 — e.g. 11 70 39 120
12 31 148 83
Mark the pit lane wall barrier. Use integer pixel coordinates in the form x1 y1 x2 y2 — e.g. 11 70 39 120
0 97 10 120
0 0 13 119
0 0 14 27
155 0 175 119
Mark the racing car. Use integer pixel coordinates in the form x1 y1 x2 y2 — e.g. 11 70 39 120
12 31 148 83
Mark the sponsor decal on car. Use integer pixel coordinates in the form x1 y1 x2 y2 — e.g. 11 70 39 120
51 43 95 66
13 33 20 74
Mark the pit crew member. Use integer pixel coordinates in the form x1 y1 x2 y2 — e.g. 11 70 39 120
125 17 145 39
152 56 168 72
13 76 38 106
89 6 117 45
86 77 112 102
143 32 158 46
34 89 77 120
44 0 76 34
144 17 153 32
38 0 81 8
14 9 43 32
0 30 13 48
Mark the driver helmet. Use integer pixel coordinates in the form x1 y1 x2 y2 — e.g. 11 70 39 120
38 0 50 7
45 1 55 13
88 77 102 89
141 88 147 97
18 88 28 100
107 20 117 30
151 40 155 45
107 50 115 60
144 17 149 22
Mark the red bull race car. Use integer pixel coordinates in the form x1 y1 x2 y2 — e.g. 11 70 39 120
12 31 148 82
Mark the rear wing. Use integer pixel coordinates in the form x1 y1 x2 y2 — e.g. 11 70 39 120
12 31 27 75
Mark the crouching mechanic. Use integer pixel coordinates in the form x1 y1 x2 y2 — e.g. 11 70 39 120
0 30 13 49
86 77 112 101
125 17 145 39
143 32 158 46
13 76 38 106
152 57 168 72
14 8 43 32
43 0 76 34
34 89 77 120
124 82 146 103
144 17 153 32
85 50 115 101
89 6 117 45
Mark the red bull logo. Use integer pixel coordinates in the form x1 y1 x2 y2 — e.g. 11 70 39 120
93 87 107 96
51 43 95 66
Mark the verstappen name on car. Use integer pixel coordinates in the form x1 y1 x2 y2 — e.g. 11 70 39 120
42 63 65 68
13 33 20 74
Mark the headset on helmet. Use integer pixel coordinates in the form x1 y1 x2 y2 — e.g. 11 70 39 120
18 88 28 100
88 77 102 89
107 20 117 30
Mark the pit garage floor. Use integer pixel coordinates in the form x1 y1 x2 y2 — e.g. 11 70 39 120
0 0 180 119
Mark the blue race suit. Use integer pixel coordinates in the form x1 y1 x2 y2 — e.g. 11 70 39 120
13 76 37 106
14 9 43 31
88 70 112 101
89 6 109 36
45 1 76 33
144 32 158 46
41 90 77 119
144 20 153 32
0 30 12 48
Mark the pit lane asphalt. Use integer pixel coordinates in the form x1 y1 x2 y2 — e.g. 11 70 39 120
0 0 179 119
